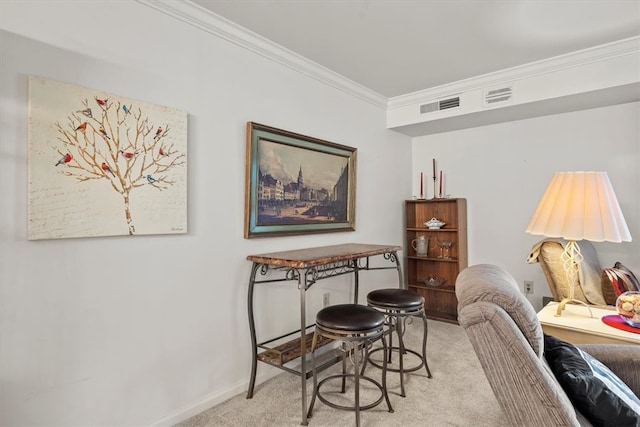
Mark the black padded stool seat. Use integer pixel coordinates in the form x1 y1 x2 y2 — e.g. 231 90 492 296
367 289 424 310
307 303 393 427
316 304 386 331
367 288 432 398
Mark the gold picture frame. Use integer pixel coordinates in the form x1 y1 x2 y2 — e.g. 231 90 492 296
244 122 356 238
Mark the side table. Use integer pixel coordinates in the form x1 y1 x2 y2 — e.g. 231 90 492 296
537 302 639 345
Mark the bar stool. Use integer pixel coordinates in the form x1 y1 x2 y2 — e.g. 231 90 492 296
306 304 394 427
366 288 432 397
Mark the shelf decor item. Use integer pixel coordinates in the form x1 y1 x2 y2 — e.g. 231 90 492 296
405 198 467 323
425 218 445 229
411 235 429 256
437 239 454 259
432 158 437 200
423 276 445 287
526 171 631 317
244 122 357 238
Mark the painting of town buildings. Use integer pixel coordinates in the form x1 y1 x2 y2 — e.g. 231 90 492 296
244 122 356 238
256 139 349 226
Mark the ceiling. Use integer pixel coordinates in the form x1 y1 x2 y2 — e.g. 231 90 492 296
190 0 640 99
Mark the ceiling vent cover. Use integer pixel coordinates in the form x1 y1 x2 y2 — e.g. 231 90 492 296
484 86 513 107
420 96 461 114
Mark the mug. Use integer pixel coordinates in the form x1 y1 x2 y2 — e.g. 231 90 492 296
412 236 429 257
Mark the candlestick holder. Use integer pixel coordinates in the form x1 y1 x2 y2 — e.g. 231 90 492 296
432 178 437 200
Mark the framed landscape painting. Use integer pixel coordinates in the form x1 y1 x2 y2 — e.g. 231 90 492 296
244 122 357 238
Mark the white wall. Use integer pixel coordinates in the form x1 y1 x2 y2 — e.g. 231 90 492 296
0 1 412 425
413 102 640 309
3 2 638 425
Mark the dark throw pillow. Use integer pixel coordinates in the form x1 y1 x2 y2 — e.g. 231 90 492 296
544 334 640 427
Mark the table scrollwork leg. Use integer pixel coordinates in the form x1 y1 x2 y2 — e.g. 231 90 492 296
353 259 360 304
246 262 262 399
387 251 403 289
300 269 308 426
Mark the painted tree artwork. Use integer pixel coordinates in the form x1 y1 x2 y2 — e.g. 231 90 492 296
28 76 187 240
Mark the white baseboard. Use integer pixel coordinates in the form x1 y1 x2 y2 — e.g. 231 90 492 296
151 368 279 426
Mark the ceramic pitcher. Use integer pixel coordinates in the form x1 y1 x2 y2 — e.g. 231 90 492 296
411 236 429 257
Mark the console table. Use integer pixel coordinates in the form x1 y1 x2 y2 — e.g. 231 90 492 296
537 302 640 345
245 243 402 426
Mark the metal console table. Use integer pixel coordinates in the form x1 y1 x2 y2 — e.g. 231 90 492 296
245 243 403 426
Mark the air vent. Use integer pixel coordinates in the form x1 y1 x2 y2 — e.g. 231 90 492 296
439 97 460 110
420 102 439 114
420 96 461 114
484 86 512 106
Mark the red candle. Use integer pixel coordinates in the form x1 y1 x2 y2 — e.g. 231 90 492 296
439 170 443 196
432 159 436 179
420 172 423 196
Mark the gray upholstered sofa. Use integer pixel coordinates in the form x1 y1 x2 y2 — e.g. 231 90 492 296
456 264 640 427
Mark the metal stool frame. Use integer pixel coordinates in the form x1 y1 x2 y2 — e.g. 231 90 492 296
306 321 394 427
367 300 432 397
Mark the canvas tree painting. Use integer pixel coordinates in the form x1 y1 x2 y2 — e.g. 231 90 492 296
28 76 187 240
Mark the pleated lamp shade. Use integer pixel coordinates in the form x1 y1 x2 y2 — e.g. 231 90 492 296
526 171 631 242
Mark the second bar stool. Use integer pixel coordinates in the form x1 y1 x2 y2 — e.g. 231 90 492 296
306 303 394 427
366 288 432 397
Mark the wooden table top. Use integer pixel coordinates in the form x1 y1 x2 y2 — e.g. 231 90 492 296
246 243 402 268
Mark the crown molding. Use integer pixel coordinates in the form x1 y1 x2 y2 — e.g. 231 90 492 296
136 0 388 109
136 1 638 114
388 36 640 110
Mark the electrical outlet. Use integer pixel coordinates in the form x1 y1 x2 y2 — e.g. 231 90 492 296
524 280 534 294
323 293 330 307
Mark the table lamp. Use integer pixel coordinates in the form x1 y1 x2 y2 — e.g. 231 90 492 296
526 171 632 317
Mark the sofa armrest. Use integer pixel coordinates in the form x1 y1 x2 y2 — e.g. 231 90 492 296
459 302 581 426
577 344 640 396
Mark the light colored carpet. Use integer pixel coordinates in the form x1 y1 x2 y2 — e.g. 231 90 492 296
177 320 509 426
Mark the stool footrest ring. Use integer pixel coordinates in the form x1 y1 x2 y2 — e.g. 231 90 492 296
368 347 425 373
316 374 392 412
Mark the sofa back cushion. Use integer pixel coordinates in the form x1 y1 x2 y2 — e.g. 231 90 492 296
456 263 544 357
456 264 582 426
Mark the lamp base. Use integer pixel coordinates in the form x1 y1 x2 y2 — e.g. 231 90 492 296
554 298 594 318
